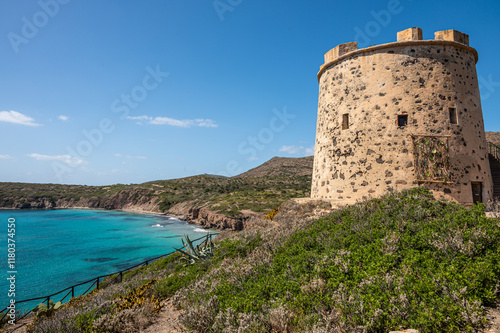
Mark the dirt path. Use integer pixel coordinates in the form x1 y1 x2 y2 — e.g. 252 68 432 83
141 299 187 333
484 306 500 333
1 316 32 333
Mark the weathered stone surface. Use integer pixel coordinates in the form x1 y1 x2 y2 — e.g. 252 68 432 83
324 42 358 63
397 27 422 42
435 29 469 46
312 27 493 206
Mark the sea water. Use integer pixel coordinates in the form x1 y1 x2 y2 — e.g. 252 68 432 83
0 209 213 312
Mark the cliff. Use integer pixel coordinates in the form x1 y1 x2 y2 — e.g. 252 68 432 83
3 188 160 212
167 201 246 230
1 191 247 231
0 157 312 230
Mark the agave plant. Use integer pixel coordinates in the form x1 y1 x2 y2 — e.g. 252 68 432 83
32 299 62 318
175 234 214 265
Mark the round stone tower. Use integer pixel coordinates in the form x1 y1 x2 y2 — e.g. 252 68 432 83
311 27 492 206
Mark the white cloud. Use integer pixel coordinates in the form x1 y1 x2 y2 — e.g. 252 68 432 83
279 145 304 155
27 153 87 166
193 118 218 128
279 145 315 156
247 156 259 161
115 153 147 160
0 111 41 127
0 154 14 159
127 115 218 128
58 115 69 121
304 146 315 155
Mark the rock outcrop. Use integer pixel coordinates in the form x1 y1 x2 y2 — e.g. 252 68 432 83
167 201 246 231
2 195 246 231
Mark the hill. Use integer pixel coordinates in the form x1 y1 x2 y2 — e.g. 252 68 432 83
486 131 500 147
25 188 500 332
235 156 314 178
0 156 313 230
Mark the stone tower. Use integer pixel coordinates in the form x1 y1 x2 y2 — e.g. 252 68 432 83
311 27 492 206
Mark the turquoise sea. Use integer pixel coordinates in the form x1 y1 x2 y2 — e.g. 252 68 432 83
0 209 213 312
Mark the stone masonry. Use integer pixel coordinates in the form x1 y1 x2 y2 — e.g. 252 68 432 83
311 27 492 206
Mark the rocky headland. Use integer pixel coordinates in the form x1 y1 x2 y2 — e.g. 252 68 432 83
0 156 314 231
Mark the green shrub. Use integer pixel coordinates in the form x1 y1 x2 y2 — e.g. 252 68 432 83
25 186 497 333
72 309 97 332
154 259 212 298
177 188 500 332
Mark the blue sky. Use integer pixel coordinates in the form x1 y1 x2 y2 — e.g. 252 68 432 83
1 0 500 185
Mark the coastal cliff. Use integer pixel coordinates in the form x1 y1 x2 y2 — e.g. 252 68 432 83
167 201 246 230
1 192 247 231
0 156 314 231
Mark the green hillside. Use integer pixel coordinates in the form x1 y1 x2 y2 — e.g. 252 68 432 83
25 188 500 332
0 157 313 220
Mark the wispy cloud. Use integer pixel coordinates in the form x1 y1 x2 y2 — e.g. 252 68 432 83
27 153 87 166
0 111 41 127
0 154 14 160
279 145 314 156
304 146 315 155
127 115 217 128
58 115 69 121
114 153 147 160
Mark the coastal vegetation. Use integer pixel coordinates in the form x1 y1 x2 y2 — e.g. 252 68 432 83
24 188 500 332
0 156 313 219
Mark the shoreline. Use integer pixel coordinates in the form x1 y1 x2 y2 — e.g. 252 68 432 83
0 206 217 232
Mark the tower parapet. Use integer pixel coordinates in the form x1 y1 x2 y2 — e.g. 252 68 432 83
319 28 478 79
324 42 358 64
397 27 423 42
311 28 492 205
434 29 469 45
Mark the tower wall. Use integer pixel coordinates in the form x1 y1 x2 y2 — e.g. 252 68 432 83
311 28 492 205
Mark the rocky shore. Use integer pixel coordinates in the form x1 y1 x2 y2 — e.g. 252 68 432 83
1 196 249 231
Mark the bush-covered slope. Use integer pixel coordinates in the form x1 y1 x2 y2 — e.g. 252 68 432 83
235 156 313 178
26 188 500 332
486 131 500 147
0 173 311 229
0 156 313 229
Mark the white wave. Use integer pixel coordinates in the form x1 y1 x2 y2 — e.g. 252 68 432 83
193 228 209 233
151 224 164 228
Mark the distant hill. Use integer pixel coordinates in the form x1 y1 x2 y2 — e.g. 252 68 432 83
486 131 500 146
235 156 314 178
0 157 314 229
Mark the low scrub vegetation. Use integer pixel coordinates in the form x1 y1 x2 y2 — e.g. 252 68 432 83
0 174 311 217
26 188 500 332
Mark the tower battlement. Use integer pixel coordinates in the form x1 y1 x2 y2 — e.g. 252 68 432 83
320 28 475 79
